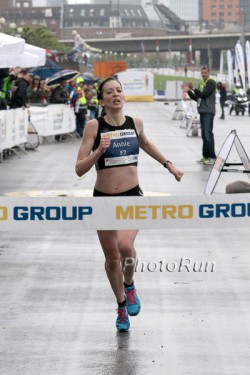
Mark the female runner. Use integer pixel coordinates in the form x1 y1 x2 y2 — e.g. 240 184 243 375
75 77 183 331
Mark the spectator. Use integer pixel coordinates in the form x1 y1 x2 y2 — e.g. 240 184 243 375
85 88 99 120
27 75 49 105
188 66 217 165
0 68 9 110
75 77 87 137
66 80 78 108
217 82 227 120
9 69 32 109
49 79 70 104
49 78 70 141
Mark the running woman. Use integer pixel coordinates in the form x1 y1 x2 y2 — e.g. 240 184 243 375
75 77 183 331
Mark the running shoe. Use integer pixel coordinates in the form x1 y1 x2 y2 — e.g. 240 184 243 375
125 285 141 316
116 306 130 331
203 158 216 165
196 157 207 164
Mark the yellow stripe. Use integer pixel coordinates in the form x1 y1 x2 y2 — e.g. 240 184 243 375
125 95 154 102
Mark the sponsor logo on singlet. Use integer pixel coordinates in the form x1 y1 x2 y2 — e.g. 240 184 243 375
101 129 139 166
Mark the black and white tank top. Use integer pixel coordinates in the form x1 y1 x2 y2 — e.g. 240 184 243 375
93 116 140 170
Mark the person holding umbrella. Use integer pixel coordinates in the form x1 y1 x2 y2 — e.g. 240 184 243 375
46 69 80 140
49 78 70 141
46 69 80 104
49 78 70 104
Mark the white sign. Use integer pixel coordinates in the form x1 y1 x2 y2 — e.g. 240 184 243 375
116 71 154 102
205 130 250 195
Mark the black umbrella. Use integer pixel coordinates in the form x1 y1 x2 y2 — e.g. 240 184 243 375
29 58 63 80
80 73 99 85
46 69 80 87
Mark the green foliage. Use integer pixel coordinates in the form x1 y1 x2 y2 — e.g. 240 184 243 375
20 26 69 52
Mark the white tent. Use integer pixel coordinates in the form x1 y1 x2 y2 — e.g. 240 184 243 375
0 32 25 56
0 32 46 68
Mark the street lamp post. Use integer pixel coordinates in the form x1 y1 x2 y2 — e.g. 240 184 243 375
207 37 211 70
240 8 245 49
156 40 160 71
0 17 5 31
7 23 23 37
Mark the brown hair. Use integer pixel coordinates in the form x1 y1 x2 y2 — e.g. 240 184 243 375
97 77 122 116
97 77 122 101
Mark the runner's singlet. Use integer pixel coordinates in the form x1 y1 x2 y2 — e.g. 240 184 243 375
93 116 140 170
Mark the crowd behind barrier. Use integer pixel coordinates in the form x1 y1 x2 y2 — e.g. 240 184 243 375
0 104 76 162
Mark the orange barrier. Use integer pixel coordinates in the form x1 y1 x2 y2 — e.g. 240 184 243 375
94 61 126 78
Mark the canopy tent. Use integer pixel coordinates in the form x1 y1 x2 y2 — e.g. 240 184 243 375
0 32 46 68
0 32 25 56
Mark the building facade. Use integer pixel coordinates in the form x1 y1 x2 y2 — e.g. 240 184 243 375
1 1 61 36
202 0 240 24
1 0 184 40
163 0 199 21
61 3 184 40
240 0 250 27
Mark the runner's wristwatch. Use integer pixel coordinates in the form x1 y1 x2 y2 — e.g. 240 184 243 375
163 160 172 168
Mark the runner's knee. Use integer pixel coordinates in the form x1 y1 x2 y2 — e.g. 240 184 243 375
118 239 135 258
105 258 121 271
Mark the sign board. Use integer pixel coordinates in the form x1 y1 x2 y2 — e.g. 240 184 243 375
204 130 250 195
116 71 154 102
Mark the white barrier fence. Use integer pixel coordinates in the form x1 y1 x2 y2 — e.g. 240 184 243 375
0 108 28 153
28 104 76 137
0 105 76 159
0 195 249 231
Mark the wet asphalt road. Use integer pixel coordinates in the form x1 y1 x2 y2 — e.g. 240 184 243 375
0 101 250 375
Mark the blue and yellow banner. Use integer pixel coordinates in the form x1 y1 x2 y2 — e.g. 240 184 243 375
0 195 249 231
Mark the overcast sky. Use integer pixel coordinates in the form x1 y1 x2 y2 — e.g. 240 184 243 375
67 1 93 3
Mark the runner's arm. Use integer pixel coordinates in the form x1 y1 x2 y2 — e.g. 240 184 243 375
134 118 183 182
75 120 109 176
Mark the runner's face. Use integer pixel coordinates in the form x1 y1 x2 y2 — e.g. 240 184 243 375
101 80 124 110
201 68 209 81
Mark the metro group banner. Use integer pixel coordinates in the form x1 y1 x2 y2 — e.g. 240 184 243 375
0 194 249 231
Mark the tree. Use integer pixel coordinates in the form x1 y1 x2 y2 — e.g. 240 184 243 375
20 26 69 52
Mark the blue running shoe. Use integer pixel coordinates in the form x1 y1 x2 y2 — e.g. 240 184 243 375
116 306 130 331
125 285 141 316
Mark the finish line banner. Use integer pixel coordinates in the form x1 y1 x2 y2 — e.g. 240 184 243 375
0 195 250 231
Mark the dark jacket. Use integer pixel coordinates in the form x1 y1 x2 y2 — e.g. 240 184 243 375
49 85 69 104
10 78 30 109
188 79 216 115
217 85 227 102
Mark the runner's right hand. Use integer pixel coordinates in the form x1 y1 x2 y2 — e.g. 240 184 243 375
99 136 111 153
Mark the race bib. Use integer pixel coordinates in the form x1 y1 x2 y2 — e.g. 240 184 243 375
101 129 139 166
